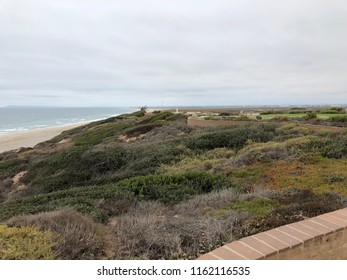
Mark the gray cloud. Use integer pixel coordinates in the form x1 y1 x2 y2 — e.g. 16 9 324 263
0 0 346 107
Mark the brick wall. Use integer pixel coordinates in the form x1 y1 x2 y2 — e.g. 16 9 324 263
197 208 347 260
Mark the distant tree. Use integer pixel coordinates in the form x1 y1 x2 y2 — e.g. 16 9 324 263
236 115 251 121
331 107 343 112
219 112 230 116
140 106 147 113
256 115 262 120
329 115 347 122
304 112 317 120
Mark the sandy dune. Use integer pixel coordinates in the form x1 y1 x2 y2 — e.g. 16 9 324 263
0 122 88 153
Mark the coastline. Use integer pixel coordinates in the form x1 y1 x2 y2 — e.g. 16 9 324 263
0 122 89 153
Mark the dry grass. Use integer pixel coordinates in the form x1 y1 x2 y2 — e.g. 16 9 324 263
113 213 234 259
239 185 278 201
7 209 108 259
107 190 249 260
173 188 238 216
110 199 239 259
158 148 234 174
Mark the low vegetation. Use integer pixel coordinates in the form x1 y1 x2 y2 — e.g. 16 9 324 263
0 224 56 260
1 108 347 259
7 209 108 260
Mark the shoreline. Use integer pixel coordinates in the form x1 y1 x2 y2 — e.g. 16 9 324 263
0 122 90 153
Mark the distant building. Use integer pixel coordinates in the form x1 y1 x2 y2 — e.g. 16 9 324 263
240 110 260 116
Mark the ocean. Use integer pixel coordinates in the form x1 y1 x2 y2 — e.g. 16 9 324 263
0 107 134 135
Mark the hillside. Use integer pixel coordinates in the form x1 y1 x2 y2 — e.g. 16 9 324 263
1 110 347 259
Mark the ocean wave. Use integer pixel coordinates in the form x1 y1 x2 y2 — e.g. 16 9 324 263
32 124 48 129
0 128 29 135
55 118 87 125
0 108 135 135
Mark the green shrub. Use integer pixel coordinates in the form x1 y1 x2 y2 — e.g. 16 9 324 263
320 108 344 114
166 113 187 122
328 115 347 123
235 115 251 121
74 122 129 146
137 112 175 125
158 148 234 174
320 134 347 158
40 170 93 193
116 142 184 178
116 111 145 119
22 145 130 193
0 172 235 222
7 209 108 260
0 184 125 223
186 125 277 151
219 112 230 116
234 141 289 166
260 111 275 115
0 224 56 260
288 110 302 114
22 146 91 192
20 135 188 194
326 173 345 183
81 146 127 173
304 112 317 119
0 158 28 179
210 198 279 217
204 115 219 120
271 116 291 122
124 123 162 137
232 189 344 239
117 172 235 204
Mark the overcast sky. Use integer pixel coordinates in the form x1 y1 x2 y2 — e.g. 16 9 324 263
0 0 347 107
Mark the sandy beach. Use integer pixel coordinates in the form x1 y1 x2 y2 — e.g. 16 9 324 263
0 122 88 153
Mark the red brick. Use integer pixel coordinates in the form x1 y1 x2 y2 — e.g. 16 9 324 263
329 212 347 223
265 229 302 248
287 222 324 239
239 236 277 257
253 232 289 252
196 253 221 260
299 220 333 235
212 247 247 260
277 225 313 243
337 208 347 217
225 241 264 260
310 217 343 232
319 214 347 229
